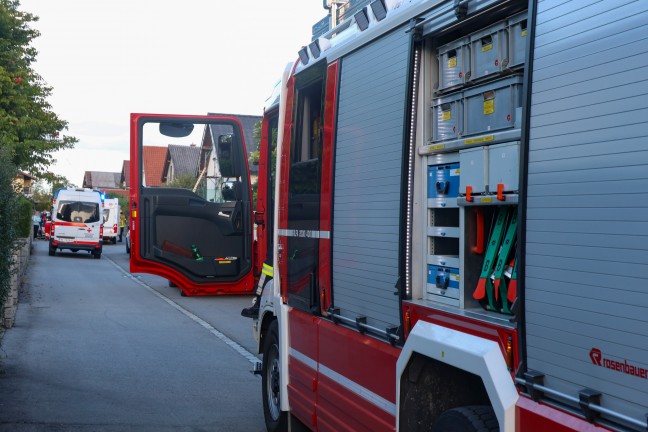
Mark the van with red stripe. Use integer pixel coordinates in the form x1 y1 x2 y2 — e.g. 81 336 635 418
49 187 104 259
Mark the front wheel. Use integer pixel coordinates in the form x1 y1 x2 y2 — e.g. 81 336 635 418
262 320 287 432
432 406 498 432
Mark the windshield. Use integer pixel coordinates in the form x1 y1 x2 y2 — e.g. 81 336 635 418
56 201 101 223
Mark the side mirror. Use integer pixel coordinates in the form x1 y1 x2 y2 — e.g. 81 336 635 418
159 122 194 138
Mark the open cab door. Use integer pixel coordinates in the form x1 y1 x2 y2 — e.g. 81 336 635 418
129 114 254 295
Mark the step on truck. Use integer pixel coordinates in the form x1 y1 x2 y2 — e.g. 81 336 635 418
131 0 648 430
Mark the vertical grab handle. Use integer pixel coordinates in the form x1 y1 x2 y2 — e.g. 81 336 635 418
472 208 485 254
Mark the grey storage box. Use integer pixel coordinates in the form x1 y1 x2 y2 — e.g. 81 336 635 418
432 91 463 142
459 146 487 195
488 142 519 193
464 76 523 137
469 21 508 81
508 12 527 69
437 37 470 91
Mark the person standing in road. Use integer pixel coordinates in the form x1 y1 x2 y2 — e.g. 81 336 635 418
32 212 41 239
119 210 126 242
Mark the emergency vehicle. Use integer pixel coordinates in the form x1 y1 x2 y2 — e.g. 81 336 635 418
102 198 120 244
129 0 648 430
49 188 104 259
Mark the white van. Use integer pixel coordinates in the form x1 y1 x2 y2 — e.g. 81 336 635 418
49 188 104 259
102 198 120 244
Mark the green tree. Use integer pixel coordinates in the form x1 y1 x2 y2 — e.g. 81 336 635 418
0 0 77 177
166 173 199 189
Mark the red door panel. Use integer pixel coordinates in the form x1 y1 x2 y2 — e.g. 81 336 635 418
129 113 254 296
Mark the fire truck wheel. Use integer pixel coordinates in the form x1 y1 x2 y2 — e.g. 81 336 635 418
432 406 498 432
262 320 287 432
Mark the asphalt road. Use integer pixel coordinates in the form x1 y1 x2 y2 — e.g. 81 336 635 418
0 239 264 432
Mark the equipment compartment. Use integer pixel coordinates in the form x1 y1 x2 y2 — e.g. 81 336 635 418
507 12 527 69
427 163 460 198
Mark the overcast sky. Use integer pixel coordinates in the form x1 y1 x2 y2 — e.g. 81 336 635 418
21 0 326 186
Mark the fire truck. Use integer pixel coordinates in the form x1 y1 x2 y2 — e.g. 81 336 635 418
129 0 648 430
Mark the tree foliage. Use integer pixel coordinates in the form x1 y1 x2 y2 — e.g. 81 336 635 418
0 0 77 178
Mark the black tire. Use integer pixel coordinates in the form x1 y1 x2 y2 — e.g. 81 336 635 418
93 251 101 259
262 320 288 432
432 406 498 432
48 246 55 256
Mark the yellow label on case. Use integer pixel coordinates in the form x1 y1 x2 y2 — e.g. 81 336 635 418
464 135 495 145
442 110 451 121
521 29 527 37
448 57 457 68
482 43 493 52
428 143 446 151
484 99 495 115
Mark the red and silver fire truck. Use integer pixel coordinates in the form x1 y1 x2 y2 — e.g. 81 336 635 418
129 0 648 430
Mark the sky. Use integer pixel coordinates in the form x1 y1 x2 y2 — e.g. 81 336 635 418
21 0 327 186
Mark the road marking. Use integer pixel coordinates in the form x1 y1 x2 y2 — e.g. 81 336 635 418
105 256 260 366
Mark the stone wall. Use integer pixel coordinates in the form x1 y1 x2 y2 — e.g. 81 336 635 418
2 237 31 329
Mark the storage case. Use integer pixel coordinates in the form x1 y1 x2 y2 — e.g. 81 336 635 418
427 265 460 299
432 91 463 141
469 21 508 81
507 12 527 69
459 146 487 195
428 163 460 198
437 37 470 91
464 75 523 137
488 142 519 193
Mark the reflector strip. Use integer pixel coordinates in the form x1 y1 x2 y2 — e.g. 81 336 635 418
277 229 330 239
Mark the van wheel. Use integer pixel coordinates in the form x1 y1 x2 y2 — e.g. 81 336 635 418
262 320 288 432
432 406 498 432
48 246 55 256
93 251 101 259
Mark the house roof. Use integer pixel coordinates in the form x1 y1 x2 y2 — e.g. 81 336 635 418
121 160 130 188
17 171 37 181
142 146 168 187
162 144 200 183
83 171 121 189
206 113 262 173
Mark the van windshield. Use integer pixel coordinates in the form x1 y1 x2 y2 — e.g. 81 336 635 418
56 201 100 223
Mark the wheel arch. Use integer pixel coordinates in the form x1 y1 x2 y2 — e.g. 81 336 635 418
396 321 518 431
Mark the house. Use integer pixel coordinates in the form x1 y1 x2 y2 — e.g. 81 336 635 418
120 160 130 190
161 144 201 184
206 113 261 179
82 171 121 190
142 146 168 187
199 113 261 202
14 171 37 197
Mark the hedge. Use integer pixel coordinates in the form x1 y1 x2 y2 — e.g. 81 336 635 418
0 146 20 310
